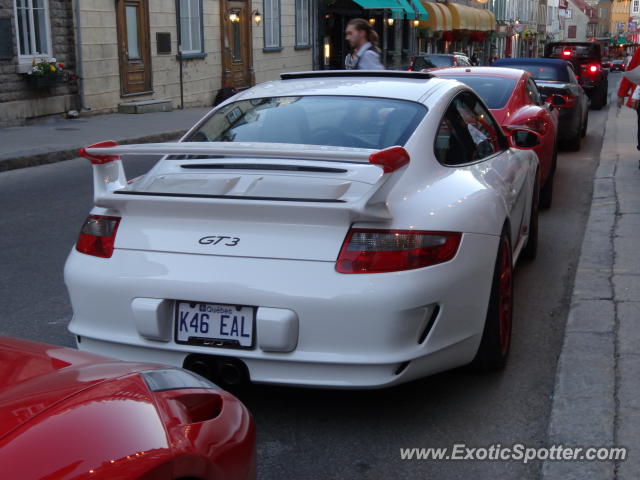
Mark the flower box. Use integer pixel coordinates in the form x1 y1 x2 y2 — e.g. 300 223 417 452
26 72 66 88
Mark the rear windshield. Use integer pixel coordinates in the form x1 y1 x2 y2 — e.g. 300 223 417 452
548 44 599 57
496 63 568 82
414 55 453 70
186 96 427 150
440 75 516 109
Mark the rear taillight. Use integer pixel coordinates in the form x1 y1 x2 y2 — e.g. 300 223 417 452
588 64 599 73
562 94 577 108
76 215 121 258
562 50 571 57
552 94 576 109
369 146 410 173
336 229 461 274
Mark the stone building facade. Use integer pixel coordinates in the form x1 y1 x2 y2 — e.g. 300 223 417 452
0 0 313 125
0 0 78 126
76 0 314 114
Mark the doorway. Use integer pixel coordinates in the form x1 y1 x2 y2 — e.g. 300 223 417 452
221 0 253 89
116 0 152 96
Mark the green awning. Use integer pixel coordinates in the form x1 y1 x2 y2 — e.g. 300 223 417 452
352 0 428 20
409 0 429 21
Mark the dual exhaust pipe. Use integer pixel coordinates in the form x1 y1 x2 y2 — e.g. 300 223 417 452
184 354 249 387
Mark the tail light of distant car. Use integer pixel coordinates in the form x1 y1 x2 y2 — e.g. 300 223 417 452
408 56 415 71
562 50 571 57
336 229 462 274
581 63 600 78
75 215 121 258
549 93 577 109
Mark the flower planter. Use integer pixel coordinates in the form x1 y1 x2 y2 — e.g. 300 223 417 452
26 72 66 88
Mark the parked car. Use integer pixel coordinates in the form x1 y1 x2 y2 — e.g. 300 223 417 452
492 58 589 151
610 59 626 72
67 70 540 389
409 53 472 71
431 66 559 208
543 42 609 109
0 336 256 480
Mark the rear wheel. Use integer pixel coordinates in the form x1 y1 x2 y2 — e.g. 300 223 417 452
590 88 605 110
581 110 589 137
565 131 581 151
522 174 539 260
471 227 513 371
540 147 556 209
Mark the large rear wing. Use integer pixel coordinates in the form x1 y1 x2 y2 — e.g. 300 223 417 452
79 141 411 222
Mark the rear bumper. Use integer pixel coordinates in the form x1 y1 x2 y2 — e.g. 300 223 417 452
65 232 499 388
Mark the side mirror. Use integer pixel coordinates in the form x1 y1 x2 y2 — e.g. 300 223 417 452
510 128 541 149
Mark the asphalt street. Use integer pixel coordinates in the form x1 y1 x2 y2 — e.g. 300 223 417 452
0 78 619 479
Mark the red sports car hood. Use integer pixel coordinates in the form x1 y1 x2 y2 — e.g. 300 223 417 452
0 336 161 439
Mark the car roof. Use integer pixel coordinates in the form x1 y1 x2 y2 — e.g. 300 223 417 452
430 66 526 79
231 72 455 103
493 58 570 67
547 41 594 47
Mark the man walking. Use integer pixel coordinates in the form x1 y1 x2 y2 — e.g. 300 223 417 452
344 19 384 70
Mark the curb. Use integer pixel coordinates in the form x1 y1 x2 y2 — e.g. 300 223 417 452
541 105 619 479
0 129 187 172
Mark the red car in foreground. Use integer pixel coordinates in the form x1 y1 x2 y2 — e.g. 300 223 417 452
0 337 255 480
431 67 559 208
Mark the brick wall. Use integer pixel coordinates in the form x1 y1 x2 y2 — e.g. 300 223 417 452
0 0 78 126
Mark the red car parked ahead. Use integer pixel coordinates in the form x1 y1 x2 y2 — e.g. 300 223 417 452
0 337 256 480
431 66 559 208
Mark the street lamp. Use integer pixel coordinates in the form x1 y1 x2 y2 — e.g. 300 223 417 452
253 10 262 25
387 17 394 26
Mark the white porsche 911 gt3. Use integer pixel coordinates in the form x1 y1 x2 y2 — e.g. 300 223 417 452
65 71 540 389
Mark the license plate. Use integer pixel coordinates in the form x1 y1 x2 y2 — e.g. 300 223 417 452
175 301 254 349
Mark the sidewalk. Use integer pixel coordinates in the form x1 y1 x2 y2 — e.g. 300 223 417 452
542 105 640 479
0 107 211 171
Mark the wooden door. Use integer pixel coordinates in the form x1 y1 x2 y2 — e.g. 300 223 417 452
221 0 254 89
116 0 152 96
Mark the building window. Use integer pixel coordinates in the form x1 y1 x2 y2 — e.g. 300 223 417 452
295 0 310 47
13 0 52 60
177 0 204 55
633 0 640 15
568 25 577 38
263 0 281 49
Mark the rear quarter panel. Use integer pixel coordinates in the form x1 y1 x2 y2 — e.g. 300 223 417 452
370 83 536 241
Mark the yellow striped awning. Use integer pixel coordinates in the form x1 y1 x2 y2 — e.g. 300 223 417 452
446 3 496 32
433 1 452 31
419 1 442 30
